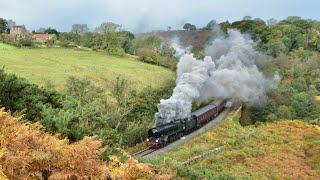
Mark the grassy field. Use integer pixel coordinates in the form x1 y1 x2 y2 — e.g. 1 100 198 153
0 43 174 91
145 108 320 179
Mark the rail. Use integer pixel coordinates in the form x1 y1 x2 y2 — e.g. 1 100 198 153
132 148 156 157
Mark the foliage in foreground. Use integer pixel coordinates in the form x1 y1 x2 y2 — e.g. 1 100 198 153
143 108 320 179
0 109 174 179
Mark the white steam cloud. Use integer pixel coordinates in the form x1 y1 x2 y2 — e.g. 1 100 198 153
155 29 280 125
170 38 190 58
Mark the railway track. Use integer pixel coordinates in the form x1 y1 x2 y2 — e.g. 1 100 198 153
132 148 156 157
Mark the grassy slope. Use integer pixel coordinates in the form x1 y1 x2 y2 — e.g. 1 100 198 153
0 43 174 91
155 108 320 179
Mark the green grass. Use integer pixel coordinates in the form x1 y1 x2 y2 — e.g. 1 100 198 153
0 43 175 91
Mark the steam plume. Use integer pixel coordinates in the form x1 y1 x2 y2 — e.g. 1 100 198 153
170 38 190 58
155 29 280 125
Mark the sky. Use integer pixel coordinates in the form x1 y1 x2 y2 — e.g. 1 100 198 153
0 0 319 33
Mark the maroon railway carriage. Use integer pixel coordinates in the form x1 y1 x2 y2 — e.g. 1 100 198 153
191 99 227 126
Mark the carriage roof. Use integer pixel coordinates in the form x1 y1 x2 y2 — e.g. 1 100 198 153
191 99 224 117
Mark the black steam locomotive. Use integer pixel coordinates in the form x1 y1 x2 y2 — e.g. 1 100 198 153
146 99 227 147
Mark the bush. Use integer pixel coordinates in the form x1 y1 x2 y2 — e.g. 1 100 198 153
291 92 317 118
17 38 34 47
276 105 295 119
291 77 308 92
106 47 125 56
41 98 109 142
141 157 200 179
157 56 177 70
137 48 177 70
0 34 4 42
0 110 173 179
0 68 63 121
137 47 159 64
66 76 103 104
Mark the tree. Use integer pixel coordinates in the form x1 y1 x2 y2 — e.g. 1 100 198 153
44 27 59 36
219 21 231 32
95 22 121 34
253 18 266 25
37 27 46 33
183 23 196 30
243 16 252 20
190 24 196 30
191 44 205 59
71 24 89 35
121 31 135 53
6 19 16 31
291 92 316 118
0 18 7 33
264 39 286 57
286 16 302 23
142 35 162 52
267 18 278 26
205 20 217 30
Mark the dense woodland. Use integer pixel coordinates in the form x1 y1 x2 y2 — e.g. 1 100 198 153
0 16 320 178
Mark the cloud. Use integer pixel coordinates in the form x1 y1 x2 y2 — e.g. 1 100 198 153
0 0 319 32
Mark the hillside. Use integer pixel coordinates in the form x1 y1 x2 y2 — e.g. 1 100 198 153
145 107 320 179
138 30 213 47
0 43 174 91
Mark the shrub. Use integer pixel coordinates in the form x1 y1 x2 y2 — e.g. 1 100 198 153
0 109 174 179
66 76 103 104
0 68 63 121
137 47 177 70
137 47 159 64
17 37 34 47
41 98 110 142
276 105 295 119
291 92 317 118
291 77 308 92
106 47 125 56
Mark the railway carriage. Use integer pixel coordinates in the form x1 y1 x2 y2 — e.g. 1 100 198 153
147 99 227 148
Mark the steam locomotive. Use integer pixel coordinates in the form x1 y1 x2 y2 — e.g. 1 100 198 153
146 99 227 147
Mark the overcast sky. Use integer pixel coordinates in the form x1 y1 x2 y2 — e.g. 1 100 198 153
0 0 319 33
